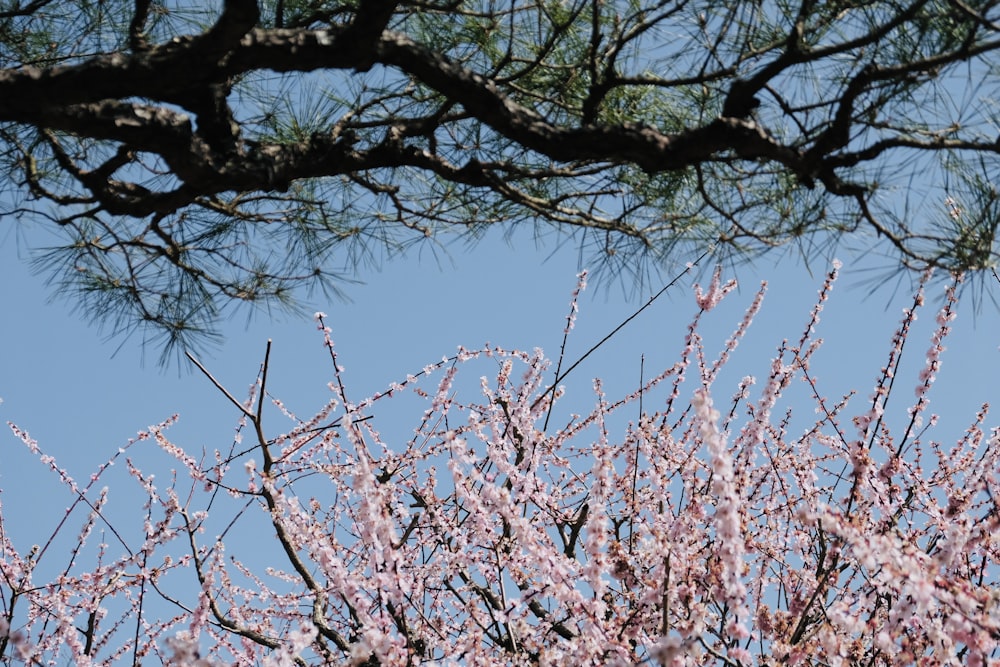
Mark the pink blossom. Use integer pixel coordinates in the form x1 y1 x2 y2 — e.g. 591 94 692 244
693 265 737 311
2 262 998 665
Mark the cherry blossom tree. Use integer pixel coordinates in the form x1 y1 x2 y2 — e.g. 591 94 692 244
2 263 999 665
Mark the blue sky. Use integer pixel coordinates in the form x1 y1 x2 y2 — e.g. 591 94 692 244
1 223 997 615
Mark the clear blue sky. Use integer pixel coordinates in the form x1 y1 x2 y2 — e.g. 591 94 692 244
1 223 997 616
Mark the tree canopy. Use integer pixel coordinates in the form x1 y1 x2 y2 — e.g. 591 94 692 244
2 0 999 348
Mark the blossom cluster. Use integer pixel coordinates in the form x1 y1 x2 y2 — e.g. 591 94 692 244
2 266 998 666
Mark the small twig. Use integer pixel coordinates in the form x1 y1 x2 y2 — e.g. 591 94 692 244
531 245 713 411
543 271 588 432
255 340 274 471
256 339 272 426
629 354 644 554
185 350 254 418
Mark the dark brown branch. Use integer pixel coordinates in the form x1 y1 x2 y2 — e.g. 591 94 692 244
3 0 1000 350
128 0 153 51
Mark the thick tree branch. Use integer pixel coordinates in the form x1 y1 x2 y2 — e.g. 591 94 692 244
3 0 1000 349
